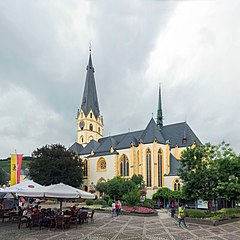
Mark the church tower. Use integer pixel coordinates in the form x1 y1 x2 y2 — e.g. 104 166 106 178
77 49 103 146
156 85 163 129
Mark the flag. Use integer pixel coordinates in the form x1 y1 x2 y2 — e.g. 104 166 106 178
10 154 17 186
16 154 23 184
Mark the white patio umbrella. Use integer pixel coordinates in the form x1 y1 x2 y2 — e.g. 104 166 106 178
18 183 95 199
0 180 43 194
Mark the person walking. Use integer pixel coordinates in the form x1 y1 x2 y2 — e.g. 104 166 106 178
111 201 116 217
171 201 175 218
178 203 187 227
118 200 122 215
116 201 120 216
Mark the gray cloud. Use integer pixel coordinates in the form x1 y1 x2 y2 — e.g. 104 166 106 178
0 0 239 158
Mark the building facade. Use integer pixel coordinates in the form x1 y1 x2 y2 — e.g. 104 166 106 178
69 51 201 198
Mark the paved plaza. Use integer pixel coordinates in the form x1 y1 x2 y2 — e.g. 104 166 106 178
0 210 240 240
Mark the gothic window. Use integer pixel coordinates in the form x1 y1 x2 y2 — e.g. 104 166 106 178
90 113 93 118
88 136 93 141
97 158 107 172
89 124 93 131
83 160 88 177
158 149 162 187
173 179 181 191
146 149 152 187
80 135 84 143
120 155 129 176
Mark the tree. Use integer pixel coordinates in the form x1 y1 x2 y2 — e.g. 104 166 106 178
177 143 219 201
178 142 240 206
214 143 240 204
28 144 83 187
0 168 7 186
131 174 145 189
104 176 138 200
96 182 107 196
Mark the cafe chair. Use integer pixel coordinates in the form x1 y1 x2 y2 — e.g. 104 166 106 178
87 210 95 223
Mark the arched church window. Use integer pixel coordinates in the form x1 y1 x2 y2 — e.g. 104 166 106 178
146 149 152 187
80 136 84 143
158 149 162 187
173 179 181 191
83 160 88 177
88 136 93 141
90 113 93 118
120 155 129 177
97 158 107 172
89 124 93 131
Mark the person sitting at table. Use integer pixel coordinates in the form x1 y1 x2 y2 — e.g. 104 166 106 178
70 206 78 216
80 207 87 213
32 205 40 214
22 205 33 218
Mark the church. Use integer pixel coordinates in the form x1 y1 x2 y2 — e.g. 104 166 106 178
69 50 201 198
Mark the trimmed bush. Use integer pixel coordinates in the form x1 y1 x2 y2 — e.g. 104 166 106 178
95 199 107 205
85 199 94 205
103 195 110 203
143 199 155 208
108 199 114 207
123 190 140 206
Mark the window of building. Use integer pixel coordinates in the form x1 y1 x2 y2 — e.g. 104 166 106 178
97 158 107 172
89 124 93 131
174 179 181 191
90 113 93 118
98 127 101 134
88 136 93 141
146 149 152 187
120 155 129 176
158 149 162 187
80 135 84 143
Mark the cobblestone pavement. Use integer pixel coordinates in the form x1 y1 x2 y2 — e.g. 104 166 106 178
0 210 240 240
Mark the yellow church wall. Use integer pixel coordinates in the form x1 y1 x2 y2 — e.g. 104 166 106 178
164 175 179 191
89 155 116 188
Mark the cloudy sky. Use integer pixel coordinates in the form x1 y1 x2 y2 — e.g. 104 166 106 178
0 0 239 158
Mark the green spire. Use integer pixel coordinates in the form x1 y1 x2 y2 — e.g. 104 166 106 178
156 84 163 129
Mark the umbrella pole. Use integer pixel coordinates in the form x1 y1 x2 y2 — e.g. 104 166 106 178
60 200 63 211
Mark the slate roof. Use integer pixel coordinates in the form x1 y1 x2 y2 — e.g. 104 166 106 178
78 118 201 157
68 142 84 154
139 118 165 144
168 153 181 176
80 53 100 119
116 132 138 149
161 122 201 147
80 140 99 155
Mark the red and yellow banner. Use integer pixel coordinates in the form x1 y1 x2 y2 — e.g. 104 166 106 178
10 153 23 186
16 154 23 184
10 154 17 186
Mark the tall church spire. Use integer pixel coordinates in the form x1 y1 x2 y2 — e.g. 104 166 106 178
156 84 163 129
81 49 100 119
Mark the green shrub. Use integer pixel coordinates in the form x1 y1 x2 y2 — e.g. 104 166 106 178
185 209 213 218
95 199 107 205
143 199 155 208
103 195 110 203
108 199 114 207
123 189 140 206
85 199 94 205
